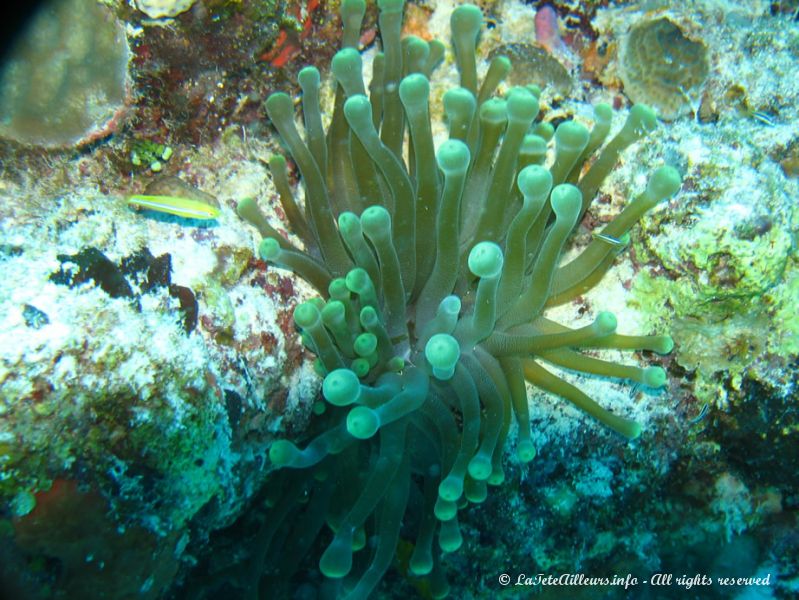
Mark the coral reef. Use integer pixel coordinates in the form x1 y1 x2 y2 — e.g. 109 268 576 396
0 0 797 599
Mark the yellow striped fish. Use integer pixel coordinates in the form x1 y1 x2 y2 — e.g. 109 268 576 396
127 194 220 220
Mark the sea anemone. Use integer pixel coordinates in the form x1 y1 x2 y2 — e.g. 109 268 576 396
236 0 680 597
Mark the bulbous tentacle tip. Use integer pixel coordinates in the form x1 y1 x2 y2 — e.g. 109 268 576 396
593 311 618 335
467 454 492 480
479 97 508 125
616 233 632 249
399 73 430 106
332 48 362 78
338 211 361 235
520 134 548 162
321 299 345 322
493 54 512 74
347 406 380 439
268 154 286 168
434 497 457 521
360 205 392 236
294 301 321 329
517 440 536 463
298 66 320 88
450 3 483 34
642 365 668 388
593 102 613 124
258 237 280 261
323 368 361 406
646 166 682 202
488 467 505 486
505 86 540 122
555 120 590 151
345 267 370 291
269 440 299 467
440 295 462 315
654 335 675 355
409 556 433 577
387 357 406 372
436 139 471 173
360 305 379 328
550 183 583 221
626 103 658 137
343 94 373 127
319 535 353 579
438 475 463 503
626 422 643 440
526 83 542 99
425 333 460 381
264 92 293 119
517 164 553 199
443 87 477 119
351 358 370 378
439 527 463 553
353 332 378 357
236 195 256 217
332 46 360 65
351 527 367 551
468 241 504 279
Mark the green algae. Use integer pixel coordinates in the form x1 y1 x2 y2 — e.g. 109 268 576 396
632 209 797 406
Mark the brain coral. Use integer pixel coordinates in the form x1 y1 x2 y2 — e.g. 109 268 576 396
619 17 709 120
235 0 681 596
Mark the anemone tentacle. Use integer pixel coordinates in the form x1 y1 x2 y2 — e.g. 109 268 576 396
237 1 680 596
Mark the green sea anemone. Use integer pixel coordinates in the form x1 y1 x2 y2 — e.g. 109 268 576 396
236 0 680 597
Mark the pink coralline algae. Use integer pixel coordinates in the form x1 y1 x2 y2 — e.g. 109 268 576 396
535 4 566 55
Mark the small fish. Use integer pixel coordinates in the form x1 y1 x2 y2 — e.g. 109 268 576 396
750 111 775 127
592 231 627 248
127 194 221 220
689 403 709 424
